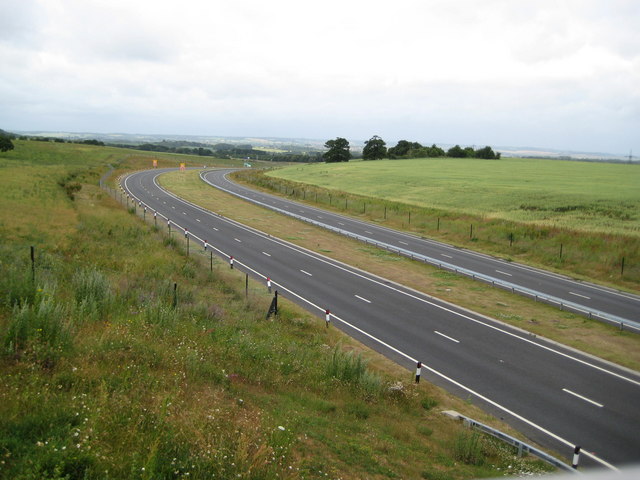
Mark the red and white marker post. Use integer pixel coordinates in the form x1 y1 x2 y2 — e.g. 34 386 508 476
325 309 331 328
267 277 272 293
229 256 234 269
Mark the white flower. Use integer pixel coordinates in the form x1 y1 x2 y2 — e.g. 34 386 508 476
278 426 285 431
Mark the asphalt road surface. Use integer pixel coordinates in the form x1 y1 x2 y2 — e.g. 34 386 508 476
200 169 640 330
121 168 640 470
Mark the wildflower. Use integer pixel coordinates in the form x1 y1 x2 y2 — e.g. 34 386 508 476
278 426 285 431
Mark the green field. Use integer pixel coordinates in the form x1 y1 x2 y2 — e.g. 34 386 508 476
251 158 640 288
269 158 640 236
0 141 552 479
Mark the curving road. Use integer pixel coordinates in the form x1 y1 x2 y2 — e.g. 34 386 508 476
200 169 640 330
121 168 640 470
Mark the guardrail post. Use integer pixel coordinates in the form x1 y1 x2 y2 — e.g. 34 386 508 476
415 361 422 383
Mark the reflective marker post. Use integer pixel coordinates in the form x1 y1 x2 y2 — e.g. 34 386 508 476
572 446 581 469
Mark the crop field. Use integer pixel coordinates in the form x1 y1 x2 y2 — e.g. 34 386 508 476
0 140 553 479
269 158 640 236
249 158 639 289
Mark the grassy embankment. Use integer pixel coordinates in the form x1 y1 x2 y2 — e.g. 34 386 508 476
1 140 553 479
240 158 640 291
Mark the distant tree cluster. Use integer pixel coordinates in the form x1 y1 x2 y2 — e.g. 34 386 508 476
322 136 501 163
107 140 324 162
384 137 500 160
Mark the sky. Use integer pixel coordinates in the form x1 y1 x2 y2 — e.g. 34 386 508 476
1 0 639 155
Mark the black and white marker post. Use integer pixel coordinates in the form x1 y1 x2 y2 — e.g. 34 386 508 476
325 309 331 328
415 361 422 383
230 256 234 269
204 240 208 252
572 446 581 469
267 277 272 293
185 229 189 256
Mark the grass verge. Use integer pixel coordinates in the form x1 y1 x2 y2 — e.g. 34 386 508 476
0 141 554 478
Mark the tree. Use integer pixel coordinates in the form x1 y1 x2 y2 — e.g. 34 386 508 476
0 135 14 153
323 137 351 163
446 145 466 158
362 135 387 160
427 144 445 157
475 146 499 159
388 140 422 158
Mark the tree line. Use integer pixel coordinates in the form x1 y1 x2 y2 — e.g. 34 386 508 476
323 136 501 162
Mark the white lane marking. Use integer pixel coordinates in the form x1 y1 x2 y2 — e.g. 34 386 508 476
562 388 604 408
435 331 460 343
262 251 271 257
212 227 219 231
399 241 409 245
196 218 201 222
569 291 591 300
300 269 313 276
365 230 373 234
495 270 512 276
171 205 175 209
338 222 345 226
182 212 187 215
163 201 166 204
317 216 323 219
355 295 371 303
234 238 242 243
441 254 453 259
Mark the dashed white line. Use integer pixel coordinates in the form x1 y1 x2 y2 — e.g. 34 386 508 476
182 212 187 215
399 241 409 245
569 291 591 300
234 238 242 243
441 254 453 259
562 388 603 408
300 269 313 276
435 331 460 343
262 251 271 257
196 218 201 222
496 270 512 276
212 227 219 231
355 295 372 303
365 230 373 234
338 222 345 226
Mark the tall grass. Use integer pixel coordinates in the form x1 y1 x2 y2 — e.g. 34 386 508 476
3 299 72 367
326 346 385 399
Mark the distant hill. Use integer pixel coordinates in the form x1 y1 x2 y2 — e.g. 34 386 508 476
12 130 636 163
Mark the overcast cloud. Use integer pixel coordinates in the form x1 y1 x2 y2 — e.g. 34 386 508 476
1 0 638 154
